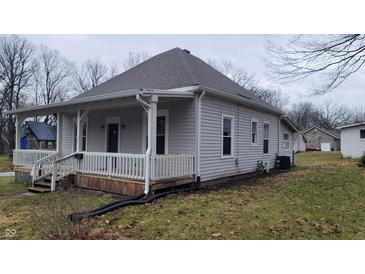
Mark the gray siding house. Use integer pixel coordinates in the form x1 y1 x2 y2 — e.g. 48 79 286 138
7 48 297 195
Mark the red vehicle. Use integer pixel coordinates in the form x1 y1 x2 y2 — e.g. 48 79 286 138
306 144 320 151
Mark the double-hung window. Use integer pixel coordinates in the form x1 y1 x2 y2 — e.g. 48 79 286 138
360 129 365 139
72 118 88 152
283 133 290 150
263 123 270 154
251 119 258 145
222 115 234 157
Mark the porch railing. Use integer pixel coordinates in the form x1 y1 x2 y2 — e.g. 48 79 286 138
32 152 60 183
78 152 146 180
151 154 195 180
30 151 196 191
13 149 57 167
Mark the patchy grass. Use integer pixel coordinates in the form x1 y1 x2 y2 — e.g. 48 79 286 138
1 152 365 239
0 187 119 239
0 177 27 197
0 154 12 172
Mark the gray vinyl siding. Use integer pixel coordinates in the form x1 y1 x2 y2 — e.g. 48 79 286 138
200 95 280 182
60 113 73 156
158 99 195 154
59 99 195 156
87 106 143 153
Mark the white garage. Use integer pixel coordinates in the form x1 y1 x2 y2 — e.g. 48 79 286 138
320 142 331 151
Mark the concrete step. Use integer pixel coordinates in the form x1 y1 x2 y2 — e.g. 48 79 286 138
28 186 52 193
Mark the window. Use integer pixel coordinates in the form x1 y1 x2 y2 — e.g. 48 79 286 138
263 123 269 154
283 133 290 150
73 120 77 152
156 116 166 154
251 119 258 144
82 121 87 151
72 119 87 152
360 129 365 139
222 115 233 156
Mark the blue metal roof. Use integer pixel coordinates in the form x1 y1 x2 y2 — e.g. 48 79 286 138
24 121 56 141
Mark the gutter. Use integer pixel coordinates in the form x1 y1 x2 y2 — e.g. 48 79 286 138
195 90 205 180
136 94 151 195
5 89 143 115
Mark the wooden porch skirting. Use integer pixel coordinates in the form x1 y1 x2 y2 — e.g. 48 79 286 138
73 173 145 196
72 173 195 196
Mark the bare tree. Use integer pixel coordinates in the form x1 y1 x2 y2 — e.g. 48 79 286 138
0 35 36 149
286 102 318 130
123 51 150 71
73 58 108 94
267 34 365 94
349 107 365 123
207 59 288 109
316 101 352 130
33 46 72 123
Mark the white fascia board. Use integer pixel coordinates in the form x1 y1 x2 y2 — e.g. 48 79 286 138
338 122 365 129
5 89 142 115
5 87 199 116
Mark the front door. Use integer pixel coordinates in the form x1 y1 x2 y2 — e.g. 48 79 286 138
107 123 119 152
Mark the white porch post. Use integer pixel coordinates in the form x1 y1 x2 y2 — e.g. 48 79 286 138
15 115 24 150
76 110 81 152
150 95 158 155
56 112 62 152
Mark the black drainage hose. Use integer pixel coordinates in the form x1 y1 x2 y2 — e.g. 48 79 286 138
69 183 199 222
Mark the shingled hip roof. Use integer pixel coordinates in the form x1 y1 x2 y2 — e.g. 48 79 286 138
74 47 280 112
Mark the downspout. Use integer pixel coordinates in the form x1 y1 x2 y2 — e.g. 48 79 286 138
136 94 151 195
278 115 283 156
196 90 205 181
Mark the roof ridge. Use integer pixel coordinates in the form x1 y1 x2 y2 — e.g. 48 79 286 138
176 49 199 85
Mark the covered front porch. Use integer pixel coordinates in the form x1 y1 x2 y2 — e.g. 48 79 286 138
11 88 199 194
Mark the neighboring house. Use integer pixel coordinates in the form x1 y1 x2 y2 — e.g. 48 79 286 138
7 48 297 195
21 121 56 150
303 126 340 151
338 122 365 158
293 131 307 153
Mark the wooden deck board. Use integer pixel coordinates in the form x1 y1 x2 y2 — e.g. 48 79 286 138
73 173 195 196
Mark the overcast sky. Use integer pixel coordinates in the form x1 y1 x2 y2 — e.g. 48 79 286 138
24 34 365 109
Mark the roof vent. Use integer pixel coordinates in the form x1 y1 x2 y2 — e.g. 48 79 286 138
183 49 190 54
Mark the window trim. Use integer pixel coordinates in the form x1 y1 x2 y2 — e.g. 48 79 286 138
360 129 365 140
283 132 290 151
221 114 234 158
251 118 259 146
142 109 169 154
72 117 88 152
263 122 270 154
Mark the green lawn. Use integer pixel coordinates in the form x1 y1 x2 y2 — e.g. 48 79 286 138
0 177 27 197
0 154 12 172
0 152 364 239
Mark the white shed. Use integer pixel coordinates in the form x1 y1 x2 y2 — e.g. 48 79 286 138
339 122 365 158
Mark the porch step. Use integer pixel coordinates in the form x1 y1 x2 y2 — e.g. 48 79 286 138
28 186 52 193
34 181 51 188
